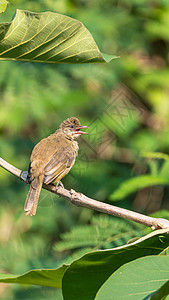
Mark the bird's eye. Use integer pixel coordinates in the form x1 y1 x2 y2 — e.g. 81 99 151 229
70 125 74 128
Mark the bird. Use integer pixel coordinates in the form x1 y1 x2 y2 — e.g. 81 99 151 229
24 117 88 216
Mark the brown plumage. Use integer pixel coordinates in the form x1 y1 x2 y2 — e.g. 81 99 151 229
24 117 88 216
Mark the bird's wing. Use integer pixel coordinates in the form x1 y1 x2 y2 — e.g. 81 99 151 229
44 148 76 184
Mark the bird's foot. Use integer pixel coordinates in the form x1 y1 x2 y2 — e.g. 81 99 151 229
26 163 32 184
57 181 64 189
26 174 32 184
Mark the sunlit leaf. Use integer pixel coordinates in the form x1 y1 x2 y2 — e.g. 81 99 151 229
0 265 69 288
142 151 169 161
110 175 169 201
160 160 169 179
0 9 118 63
0 0 8 13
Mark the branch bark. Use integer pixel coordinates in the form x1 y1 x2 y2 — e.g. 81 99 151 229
1 157 169 230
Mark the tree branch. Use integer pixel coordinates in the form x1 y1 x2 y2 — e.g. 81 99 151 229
1 157 169 230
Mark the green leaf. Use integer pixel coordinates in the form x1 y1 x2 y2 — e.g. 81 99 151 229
0 0 8 13
141 152 169 161
0 9 118 63
62 229 169 300
150 280 169 300
160 161 169 180
102 53 120 62
0 265 69 288
95 256 169 300
110 175 169 201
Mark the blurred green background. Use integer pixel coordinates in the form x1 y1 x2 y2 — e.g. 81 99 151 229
0 0 169 299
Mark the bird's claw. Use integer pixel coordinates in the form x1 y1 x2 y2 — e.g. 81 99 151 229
57 181 64 189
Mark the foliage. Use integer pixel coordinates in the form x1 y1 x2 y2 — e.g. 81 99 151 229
0 0 8 13
0 10 117 63
110 175 169 200
95 255 169 300
0 265 68 288
0 0 169 299
53 215 145 260
150 280 169 300
0 229 168 300
110 152 169 200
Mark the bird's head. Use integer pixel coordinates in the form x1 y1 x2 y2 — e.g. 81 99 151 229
59 117 89 140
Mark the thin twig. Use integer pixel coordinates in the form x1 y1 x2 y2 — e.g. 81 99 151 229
0 157 21 177
0 157 169 230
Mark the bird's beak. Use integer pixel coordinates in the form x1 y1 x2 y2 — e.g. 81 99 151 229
75 125 89 135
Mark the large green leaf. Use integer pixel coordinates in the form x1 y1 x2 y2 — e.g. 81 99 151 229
62 229 169 300
110 175 169 201
0 265 68 288
0 9 117 63
95 256 169 300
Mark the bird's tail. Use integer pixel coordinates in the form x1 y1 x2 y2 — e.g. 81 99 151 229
24 174 44 216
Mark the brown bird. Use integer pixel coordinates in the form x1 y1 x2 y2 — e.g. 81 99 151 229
24 117 88 216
